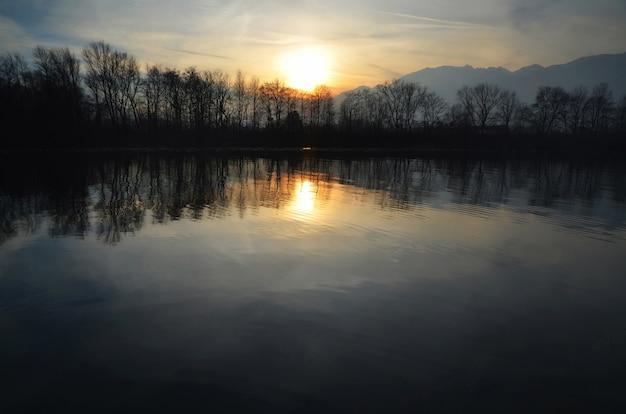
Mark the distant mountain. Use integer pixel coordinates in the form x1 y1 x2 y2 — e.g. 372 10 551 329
335 52 626 106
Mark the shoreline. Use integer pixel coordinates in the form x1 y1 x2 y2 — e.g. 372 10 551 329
2 145 624 161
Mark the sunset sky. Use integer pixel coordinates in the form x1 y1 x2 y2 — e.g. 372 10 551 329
1 0 625 93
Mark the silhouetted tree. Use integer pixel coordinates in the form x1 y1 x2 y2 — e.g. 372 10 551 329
512 103 534 133
310 84 335 128
183 67 211 133
0 52 29 88
457 83 504 135
377 79 425 134
162 68 184 130
444 103 469 127
339 90 362 132
586 82 614 136
32 46 84 143
295 89 310 126
339 88 387 136
247 76 261 131
421 91 447 129
0 52 34 144
474 83 504 135
233 70 248 131
82 41 141 131
497 89 519 130
566 86 588 136
211 69 231 129
533 86 569 135
142 64 165 134
615 94 626 134
286 110 303 132
284 86 299 126
259 79 288 129
363 88 386 133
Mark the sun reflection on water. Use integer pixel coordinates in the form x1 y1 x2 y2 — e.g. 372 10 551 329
291 180 317 219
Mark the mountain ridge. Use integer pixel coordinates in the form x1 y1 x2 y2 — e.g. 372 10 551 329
336 52 626 106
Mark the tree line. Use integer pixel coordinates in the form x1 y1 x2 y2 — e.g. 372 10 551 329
339 80 626 138
1 41 625 150
0 41 335 148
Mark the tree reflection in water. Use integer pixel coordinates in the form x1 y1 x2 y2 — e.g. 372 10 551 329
0 151 625 245
2 151 626 414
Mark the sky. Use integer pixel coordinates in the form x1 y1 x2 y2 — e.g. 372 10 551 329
1 0 625 93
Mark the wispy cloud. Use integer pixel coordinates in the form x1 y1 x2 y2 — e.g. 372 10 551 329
508 0 626 30
379 11 489 29
0 15 35 52
163 47 235 61
505 0 626 64
1 0 625 91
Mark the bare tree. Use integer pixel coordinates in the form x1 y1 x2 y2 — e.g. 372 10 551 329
162 68 184 129
142 64 165 131
586 82 614 136
614 94 626 134
363 88 386 132
32 46 84 138
497 89 519 129
339 88 388 134
377 79 425 133
259 79 287 128
82 41 140 129
296 89 310 126
339 90 363 132
247 76 261 131
183 67 207 131
473 83 503 134
445 103 468 127
284 86 299 124
456 83 506 134
310 84 334 128
0 52 35 145
211 69 231 129
0 52 29 88
512 103 534 133
456 85 476 127
233 70 248 130
566 86 588 136
421 91 447 129
532 86 569 135
118 54 141 128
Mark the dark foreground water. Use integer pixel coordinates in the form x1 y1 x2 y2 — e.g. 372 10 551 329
1 151 625 413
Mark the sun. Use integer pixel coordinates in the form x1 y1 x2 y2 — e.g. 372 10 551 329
282 48 329 92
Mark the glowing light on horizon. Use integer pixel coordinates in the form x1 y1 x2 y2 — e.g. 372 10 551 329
282 48 330 91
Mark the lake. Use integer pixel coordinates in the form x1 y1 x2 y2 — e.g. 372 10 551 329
1 151 625 413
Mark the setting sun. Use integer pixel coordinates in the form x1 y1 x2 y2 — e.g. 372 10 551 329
282 48 330 91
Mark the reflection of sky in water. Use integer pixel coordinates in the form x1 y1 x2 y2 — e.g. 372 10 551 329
1 155 626 412
2 164 624 296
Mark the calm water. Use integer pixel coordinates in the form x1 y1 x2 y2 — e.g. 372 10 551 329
1 152 626 413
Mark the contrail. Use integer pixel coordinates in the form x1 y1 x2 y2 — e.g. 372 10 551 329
164 47 235 60
380 11 486 28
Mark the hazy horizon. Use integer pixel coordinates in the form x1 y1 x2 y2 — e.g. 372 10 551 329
2 0 626 94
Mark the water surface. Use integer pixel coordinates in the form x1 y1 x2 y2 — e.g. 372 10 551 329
1 152 625 413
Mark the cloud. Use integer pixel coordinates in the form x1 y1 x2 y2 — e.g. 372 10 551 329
508 0 626 30
1 0 625 91
0 15 36 53
379 11 491 29
505 0 626 65
162 47 235 61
